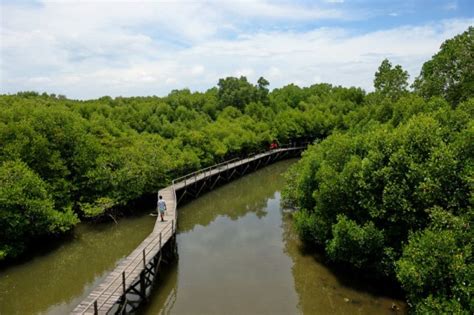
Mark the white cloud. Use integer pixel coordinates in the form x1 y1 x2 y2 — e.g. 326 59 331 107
165 77 178 85
265 66 282 81
444 1 458 11
218 0 344 21
191 65 205 76
0 0 472 99
235 68 255 78
28 76 53 84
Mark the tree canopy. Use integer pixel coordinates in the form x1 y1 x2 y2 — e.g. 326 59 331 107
283 28 473 314
413 26 474 106
0 76 367 260
0 26 472 314
374 58 409 100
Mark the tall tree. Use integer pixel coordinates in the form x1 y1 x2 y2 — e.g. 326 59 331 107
217 76 258 110
257 76 270 104
0 161 77 259
413 26 474 106
374 59 409 100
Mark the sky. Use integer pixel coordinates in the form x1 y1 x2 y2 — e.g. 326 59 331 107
0 0 473 100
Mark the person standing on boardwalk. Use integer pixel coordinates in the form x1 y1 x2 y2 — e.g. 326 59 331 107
269 139 279 150
157 195 167 222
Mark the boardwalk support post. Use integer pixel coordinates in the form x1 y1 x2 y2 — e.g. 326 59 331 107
140 271 146 300
72 145 309 315
122 271 126 295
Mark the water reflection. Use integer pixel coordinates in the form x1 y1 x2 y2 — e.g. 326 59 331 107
0 160 407 315
143 193 299 315
0 210 156 315
142 160 407 315
177 162 288 232
281 212 407 314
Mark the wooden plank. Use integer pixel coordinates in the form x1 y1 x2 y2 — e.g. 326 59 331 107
73 147 303 315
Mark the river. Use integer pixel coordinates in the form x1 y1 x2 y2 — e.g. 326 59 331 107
0 159 407 314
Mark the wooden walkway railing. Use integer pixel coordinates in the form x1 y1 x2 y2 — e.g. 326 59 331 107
72 144 307 315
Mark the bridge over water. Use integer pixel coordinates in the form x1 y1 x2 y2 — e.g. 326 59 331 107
72 145 306 315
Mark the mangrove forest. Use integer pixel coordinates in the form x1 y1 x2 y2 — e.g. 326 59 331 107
0 26 472 314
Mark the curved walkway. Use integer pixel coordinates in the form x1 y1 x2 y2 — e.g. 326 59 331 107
72 146 306 314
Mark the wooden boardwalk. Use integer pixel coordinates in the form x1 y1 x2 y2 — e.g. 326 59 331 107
72 146 305 315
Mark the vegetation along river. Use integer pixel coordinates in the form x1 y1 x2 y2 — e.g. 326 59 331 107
0 159 407 314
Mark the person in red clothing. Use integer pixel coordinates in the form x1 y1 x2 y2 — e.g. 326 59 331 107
269 139 279 150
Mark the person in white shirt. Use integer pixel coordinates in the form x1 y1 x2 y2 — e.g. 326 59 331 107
157 195 167 222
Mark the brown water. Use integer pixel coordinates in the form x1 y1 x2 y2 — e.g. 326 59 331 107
0 160 407 315
0 211 157 315
141 160 407 315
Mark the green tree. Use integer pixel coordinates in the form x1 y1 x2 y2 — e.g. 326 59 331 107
413 26 474 106
374 59 409 100
257 76 270 104
217 76 259 110
283 88 472 288
326 215 385 269
0 161 78 260
396 208 473 313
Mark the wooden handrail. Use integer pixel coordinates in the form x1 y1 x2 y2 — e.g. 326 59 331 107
76 142 311 314
172 158 239 184
171 142 310 186
79 221 174 314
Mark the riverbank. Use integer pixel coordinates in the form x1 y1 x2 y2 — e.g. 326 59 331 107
0 160 407 314
141 160 407 314
0 208 156 315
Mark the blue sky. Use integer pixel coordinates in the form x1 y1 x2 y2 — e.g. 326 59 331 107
1 0 473 99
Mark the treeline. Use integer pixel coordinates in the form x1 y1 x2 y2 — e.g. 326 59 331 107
284 27 473 313
0 70 365 260
1 26 471 313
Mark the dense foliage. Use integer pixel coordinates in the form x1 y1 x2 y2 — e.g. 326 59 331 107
1 26 471 313
413 26 473 106
0 75 366 260
0 161 78 260
284 27 473 313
